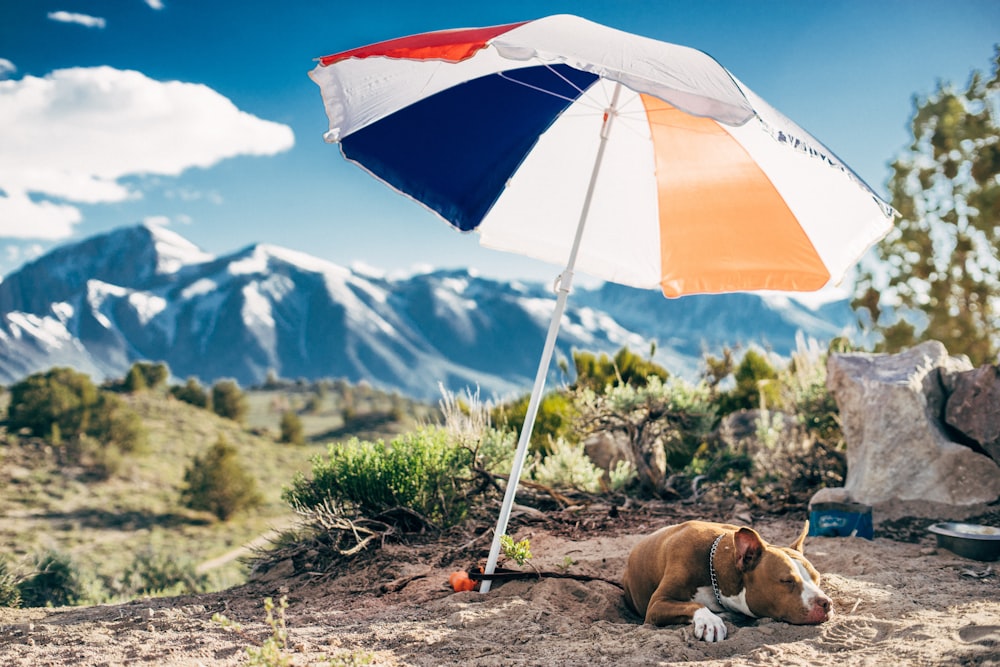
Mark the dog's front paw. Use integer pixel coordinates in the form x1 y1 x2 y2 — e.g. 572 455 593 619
693 607 728 642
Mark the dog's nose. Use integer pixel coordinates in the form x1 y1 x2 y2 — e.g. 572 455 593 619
816 596 831 612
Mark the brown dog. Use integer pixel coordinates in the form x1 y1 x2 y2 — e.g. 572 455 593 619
622 520 832 641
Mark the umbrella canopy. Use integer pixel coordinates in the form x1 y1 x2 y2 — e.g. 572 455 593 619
311 14 894 298
311 14 895 592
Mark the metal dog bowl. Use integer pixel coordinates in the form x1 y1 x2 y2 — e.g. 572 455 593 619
928 522 1000 561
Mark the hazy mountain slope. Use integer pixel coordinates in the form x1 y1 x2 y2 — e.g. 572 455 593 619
0 224 853 399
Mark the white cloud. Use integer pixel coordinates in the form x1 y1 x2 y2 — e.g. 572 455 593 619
144 0 165 9
5 243 45 265
0 66 295 240
143 215 172 227
0 191 81 239
48 11 107 29
0 59 15 79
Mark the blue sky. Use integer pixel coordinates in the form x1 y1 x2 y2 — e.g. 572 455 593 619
1 0 998 291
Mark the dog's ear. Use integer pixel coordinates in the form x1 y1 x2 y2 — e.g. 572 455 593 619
789 521 809 553
734 527 764 572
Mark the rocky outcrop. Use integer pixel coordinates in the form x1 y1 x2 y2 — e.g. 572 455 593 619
944 364 1000 466
820 341 1000 517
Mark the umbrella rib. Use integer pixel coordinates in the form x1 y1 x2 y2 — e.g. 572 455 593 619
497 66 605 112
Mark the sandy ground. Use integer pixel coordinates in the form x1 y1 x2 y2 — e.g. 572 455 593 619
1 503 998 666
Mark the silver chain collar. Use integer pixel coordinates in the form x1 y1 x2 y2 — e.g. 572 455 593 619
709 533 725 610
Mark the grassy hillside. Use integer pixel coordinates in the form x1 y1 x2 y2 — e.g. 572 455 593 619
0 383 437 602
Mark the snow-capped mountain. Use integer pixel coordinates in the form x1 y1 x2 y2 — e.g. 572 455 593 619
0 224 854 399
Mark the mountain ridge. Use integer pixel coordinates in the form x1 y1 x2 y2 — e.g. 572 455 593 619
0 224 854 399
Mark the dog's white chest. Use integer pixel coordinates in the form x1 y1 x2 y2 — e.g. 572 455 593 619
693 585 755 617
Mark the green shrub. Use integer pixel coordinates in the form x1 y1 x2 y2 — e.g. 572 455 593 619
279 410 305 446
181 437 261 521
7 368 147 466
715 349 780 416
69 435 124 480
123 361 169 392
492 390 578 454
17 550 85 608
171 377 210 408
90 393 148 454
211 379 248 423
0 558 21 608
608 459 637 492
8 367 99 438
124 364 148 392
572 347 669 393
577 375 715 496
117 547 210 597
283 428 474 528
530 438 604 493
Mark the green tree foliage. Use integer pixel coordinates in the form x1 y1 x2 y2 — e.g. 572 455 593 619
180 437 261 521
211 379 248 423
279 410 305 446
854 48 1000 365
17 550 85 608
171 377 210 409
124 364 147 392
8 367 99 439
715 349 780 416
572 346 669 393
123 361 169 392
7 368 146 455
491 391 578 454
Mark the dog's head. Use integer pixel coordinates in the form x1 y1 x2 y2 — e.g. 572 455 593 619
732 522 832 625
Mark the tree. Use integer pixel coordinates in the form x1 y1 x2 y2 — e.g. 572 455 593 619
572 346 669 393
211 379 248 423
180 437 261 521
279 410 305 446
716 348 780 416
576 376 715 497
8 367 99 439
7 368 147 457
123 361 169 392
853 48 1000 365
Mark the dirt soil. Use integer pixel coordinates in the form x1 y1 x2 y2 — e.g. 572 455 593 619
1 500 998 666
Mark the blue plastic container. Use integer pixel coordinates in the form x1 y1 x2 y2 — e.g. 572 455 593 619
808 502 874 540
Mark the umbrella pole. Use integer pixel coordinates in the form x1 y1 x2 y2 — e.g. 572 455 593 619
480 83 622 593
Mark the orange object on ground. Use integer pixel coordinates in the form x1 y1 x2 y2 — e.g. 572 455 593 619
449 571 475 592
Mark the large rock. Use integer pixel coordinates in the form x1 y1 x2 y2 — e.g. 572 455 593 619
945 364 1000 466
825 341 1000 513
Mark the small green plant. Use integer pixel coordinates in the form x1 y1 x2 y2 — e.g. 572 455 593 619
530 438 604 492
608 459 637 492
214 596 291 667
500 535 532 566
328 650 375 667
556 556 576 573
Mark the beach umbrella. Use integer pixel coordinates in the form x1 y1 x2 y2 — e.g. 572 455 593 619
310 14 895 592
